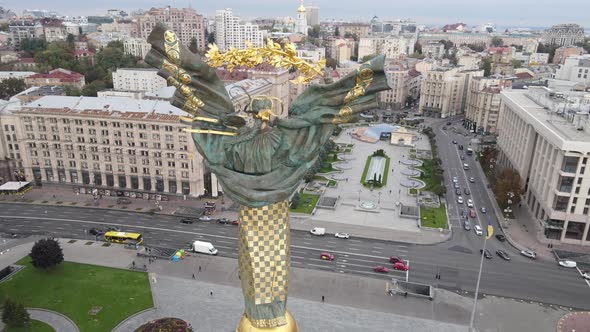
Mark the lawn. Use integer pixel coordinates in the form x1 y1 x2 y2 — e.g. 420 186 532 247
420 204 448 229
0 258 153 332
313 175 337 187
289 192 320 214
417 159 443 193
4 320 54 332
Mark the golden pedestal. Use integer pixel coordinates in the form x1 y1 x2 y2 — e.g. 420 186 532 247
236 311 298 332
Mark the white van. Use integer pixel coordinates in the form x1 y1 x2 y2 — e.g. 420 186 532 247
463 163 470 170
310 227 326 236
191 241 218 255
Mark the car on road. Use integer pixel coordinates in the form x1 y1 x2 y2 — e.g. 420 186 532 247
462 210 468 219
480 249 492 259
464 188 470 195
117 197 131 204
469 177 475 183
496 234 506 242
106 226 120 232
582 272 590 280
452 176 458 183
455 189 462 195
89 228 102 236
446 122 452 125
231 220 239 225
520 250 537 259
496 250 511 261
467 199 473 207
452 140 457 144
459 145 464 150
373 266 389 273
180 218 196 224
480 207 487 213
460 155 465 160
474 224 483 236
558 260 577 268
469 209 477 218
310 227 326 236
199 215 212 221
389 256 402 264
218 218 231 224
320 252 335 261
442 126 447 130
393 262 409 271
457 196 464 204
464 220 471 231
454 182 460 189
335 232 350 239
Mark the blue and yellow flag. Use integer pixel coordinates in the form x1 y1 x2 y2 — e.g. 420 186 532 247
486 219 494 239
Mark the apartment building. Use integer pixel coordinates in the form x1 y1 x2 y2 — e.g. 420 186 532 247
541 24 585 46
25 69 86 90
418 67 483 118
378 63 421 110
553 55 590 85
422 42 445 59
123 38 152 59
497 87 590 245
553 46 584 65
137 6 205 51
112 68 167 93
358 35 416 61
8 21 44 49
215 9 264 51
464 76 511 134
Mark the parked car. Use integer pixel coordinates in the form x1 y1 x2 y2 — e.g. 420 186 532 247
442 126 447 130
474 225 483 236
199 215 212 221
582 272 590 280
106 226 120 231
460 155 465 160
373 266 389 273
117 197 131 204
393 262 409 271
89 228 102 236
335 232 350 239
496 250 511 261
520 250 537 259
389 256 402 264
558 260 577 268
469 177 475 183
217 218 231 224
231 220 239 226
464 188 470 195
480 249 492 259
469 209 476 218
463 220 471 231
180 218 195 224
455 189 462 195
457 196 464 204
480 207 487 213
452 177 458 183
452 140 457 144
467 199 474 207
320 252 335 261
496 234 506 242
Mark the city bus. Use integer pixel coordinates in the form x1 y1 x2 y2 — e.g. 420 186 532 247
103 231 143 247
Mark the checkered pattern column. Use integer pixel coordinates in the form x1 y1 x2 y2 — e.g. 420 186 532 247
238 200 290 328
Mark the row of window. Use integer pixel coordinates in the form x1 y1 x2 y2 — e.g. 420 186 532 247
34 161 192 178
23 117 179 132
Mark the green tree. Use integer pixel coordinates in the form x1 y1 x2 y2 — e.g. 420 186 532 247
82 80 107 97
439 40 454 50
492 168 523 207
360 54 376 63
308 25 320 38
464 43 485 52
491 36 504 47
66 33 76 50
480 57 493 77
290 192 301 209
334 26 340 37
64 85 82 96
325 57 337 69
0 23 8 32
207 32 215 45
29 238 64 270
0 78 27 100
35 43 76 72
19 38 47 54
189 37 198 53
343 32 358 41
2 299 30 327
511 59 522 69
414 41 422 54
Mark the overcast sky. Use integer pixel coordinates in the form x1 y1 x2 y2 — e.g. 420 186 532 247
3 0 589 28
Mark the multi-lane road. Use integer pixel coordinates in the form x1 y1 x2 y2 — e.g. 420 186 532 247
1 198 589 309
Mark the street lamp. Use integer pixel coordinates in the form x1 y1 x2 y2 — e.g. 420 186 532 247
358 189 361 202
469 222 489 331
378 192 381 204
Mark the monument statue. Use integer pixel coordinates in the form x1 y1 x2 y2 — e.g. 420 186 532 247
146 24 389 331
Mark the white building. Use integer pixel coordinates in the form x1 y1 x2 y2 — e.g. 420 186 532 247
464 76 511 134
295 1 308 35
296 46 325 63
123 38 152 59
112 68 167 93
422 42 445 59
305 5 319 26
358 35 416 61
541 24 585 46
8 22 44 49
497 87 590 245
215 8 264 51
529 52 550 65
553 55 590 85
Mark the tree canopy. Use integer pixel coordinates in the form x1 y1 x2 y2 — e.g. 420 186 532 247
2 299 30 327
492 168 523 207
491 36 504 47
29 238 64 270
0 78 27 100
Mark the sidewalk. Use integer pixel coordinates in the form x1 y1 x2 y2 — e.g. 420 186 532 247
5 183 451 244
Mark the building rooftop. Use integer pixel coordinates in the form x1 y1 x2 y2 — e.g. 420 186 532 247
27 68 83 83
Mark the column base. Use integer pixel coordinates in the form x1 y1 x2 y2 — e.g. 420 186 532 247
236 311 298 332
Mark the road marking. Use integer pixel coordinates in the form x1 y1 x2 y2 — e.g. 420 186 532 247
371 250 382 254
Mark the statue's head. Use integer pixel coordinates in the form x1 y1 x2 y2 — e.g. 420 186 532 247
249 96 283 125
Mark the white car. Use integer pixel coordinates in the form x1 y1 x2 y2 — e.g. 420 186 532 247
335 232 350 239
457 196 464 204
558 260 577 268
467 199 474 208
520 250 536 259
474 225 483 236
452 177 458 183
582 272 590 280
480 207 487 213
469 177 475 183
198 215 212 221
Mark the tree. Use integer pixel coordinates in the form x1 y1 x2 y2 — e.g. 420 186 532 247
66 33 76 50
414 41 422 54
325 57 337 69
308 25 320 38
480 57 493 77
290 192 301 209
64 85 82 96
2 299 30 327
34 43 75 72
511 59 522 69
82 80 106 97
492 168 523 207
19 38 47 54
189 37 199 53
405 95 415 107
334 26 340 37
29 238 64 270
360 54 376 63
0 78 27 100
343 32 358 41
439 40 454 50
491 36 504 47
464 43 485 52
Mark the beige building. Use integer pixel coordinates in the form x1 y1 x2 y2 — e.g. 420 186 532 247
328 38 355 64
112 68 167 93
215 8 265 51
378 63 421 110
137 6 205 51
358 35 416 61
124 38 152 59
422 42 445 59
464 76 511 134
100 21 138 37
553 46 584 65
418 66 483 118
497 87 590 245
334 22 370 38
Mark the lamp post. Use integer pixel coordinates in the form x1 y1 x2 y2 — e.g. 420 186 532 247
358 189 362 202
469 229 488 331
378 192 381 204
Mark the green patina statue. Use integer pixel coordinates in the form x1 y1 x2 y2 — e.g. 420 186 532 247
145 23 389 331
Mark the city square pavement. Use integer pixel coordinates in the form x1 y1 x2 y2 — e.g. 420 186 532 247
0 237 574 332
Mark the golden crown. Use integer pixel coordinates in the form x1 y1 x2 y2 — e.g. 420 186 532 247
205 39 325 84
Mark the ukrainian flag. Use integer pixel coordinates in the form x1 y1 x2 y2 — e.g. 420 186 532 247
486 218 494 239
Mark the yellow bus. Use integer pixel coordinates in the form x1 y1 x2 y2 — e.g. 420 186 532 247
104 231 143 247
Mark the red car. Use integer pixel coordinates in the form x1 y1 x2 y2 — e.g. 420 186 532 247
373 266 388 273
393 262 409 271
231 220 239 225
389 256 402 264
469 209 476 218
320 252 334 261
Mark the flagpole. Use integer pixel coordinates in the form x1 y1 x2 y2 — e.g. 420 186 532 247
470 219 491 331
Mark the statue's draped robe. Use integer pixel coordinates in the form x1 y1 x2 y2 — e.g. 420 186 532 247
145 23 389 328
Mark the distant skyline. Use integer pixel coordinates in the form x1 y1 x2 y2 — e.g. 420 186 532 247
2 0 590 29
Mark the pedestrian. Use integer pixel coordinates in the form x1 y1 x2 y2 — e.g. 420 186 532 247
132 261 135 267
210 290 213 296
321 295 325 302
199 265 202 272
192 273 195 279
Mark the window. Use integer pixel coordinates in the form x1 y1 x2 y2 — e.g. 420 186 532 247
152 134 160 140
143 167 149 174
130 167 137 173
168 170 176 177
181 162 188 169
181 171 189 178
125 123 133 129
166 143 174 150
69 161 76 167
153 142 161 149
138 124 146 130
